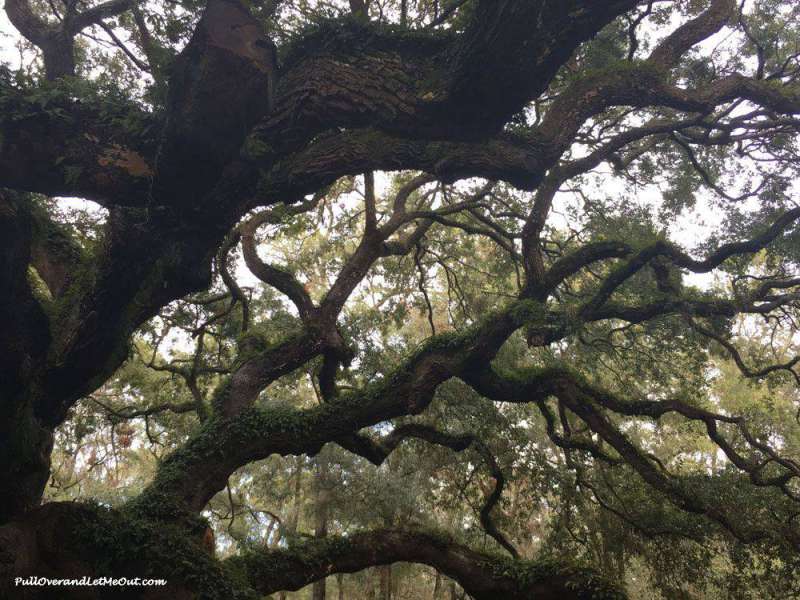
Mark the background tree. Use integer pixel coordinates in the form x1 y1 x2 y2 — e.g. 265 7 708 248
2 0 800 598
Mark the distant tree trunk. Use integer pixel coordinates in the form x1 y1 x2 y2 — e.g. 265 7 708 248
265 517 277 547
336 573 345 600
433 570 442 598
312 458 330 600
279 457 304 600
379 564 392 600
290 456 303 531
312 576 327 599
349 0 369 20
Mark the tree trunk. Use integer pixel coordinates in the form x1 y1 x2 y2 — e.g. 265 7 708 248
349 0 369 20
312 577 327 600
279 457 304 600
337 573 345 600
379 564 392 600
312 458 330 600
41 31 76 80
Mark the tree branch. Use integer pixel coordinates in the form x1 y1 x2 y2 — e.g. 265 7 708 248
228 527 625 600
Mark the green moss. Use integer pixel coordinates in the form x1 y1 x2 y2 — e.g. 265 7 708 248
280 15 453 69
0 71 158 142
235 329 271 360
227 527 626 600
240 134 273 161
26 265 53 306
27 197 88 262
210 378 234 412
481 554 627 599
508 299 546 327
73 502 253 600
577 59 665 84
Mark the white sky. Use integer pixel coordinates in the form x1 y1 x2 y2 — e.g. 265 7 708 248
0 8 24 67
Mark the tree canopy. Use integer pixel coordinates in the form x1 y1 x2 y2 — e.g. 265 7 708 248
2 0 800 598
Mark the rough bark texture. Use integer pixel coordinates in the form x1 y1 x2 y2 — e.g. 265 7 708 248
2 0 800 597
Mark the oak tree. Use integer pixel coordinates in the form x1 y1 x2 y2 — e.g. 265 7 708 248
2 0 800 598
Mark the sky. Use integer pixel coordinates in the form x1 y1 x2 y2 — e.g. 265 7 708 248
0 9 20 66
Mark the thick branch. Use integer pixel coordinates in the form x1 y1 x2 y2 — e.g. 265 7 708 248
229 528 626 600
66 0 135 34
240 220 315 321
648 0 735 68
0 76 156 206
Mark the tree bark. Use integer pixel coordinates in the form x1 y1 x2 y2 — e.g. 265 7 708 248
337 573 345 600
312 458 330 600
379 564 392 600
